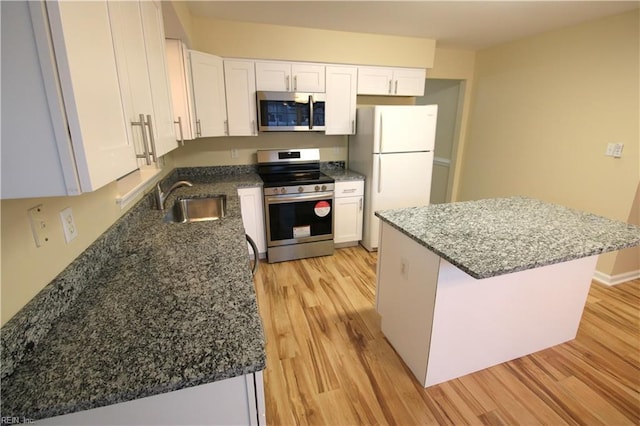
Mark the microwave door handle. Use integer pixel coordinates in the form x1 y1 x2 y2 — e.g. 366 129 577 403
308 95 314 130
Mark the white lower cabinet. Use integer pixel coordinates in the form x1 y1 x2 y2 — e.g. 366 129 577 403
238 187 267 258
334 180 364 246
39 371 265 425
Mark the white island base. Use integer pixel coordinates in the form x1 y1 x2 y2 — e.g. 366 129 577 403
376 222 598 387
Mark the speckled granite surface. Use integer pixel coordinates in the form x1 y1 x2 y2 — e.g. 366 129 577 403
323 168 365 181
376 197 640 279
1 172 265 421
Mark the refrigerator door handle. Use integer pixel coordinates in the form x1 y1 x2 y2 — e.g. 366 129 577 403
379 116 384 153
378 155 382 193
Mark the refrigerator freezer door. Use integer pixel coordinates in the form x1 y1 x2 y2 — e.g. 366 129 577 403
375 105 438 154
361 151 434 250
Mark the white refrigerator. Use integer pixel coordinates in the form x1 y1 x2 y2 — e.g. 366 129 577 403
348 105 438 251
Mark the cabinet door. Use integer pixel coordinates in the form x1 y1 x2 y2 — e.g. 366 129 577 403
291 63 325 92
165 39 195 140
325 66 357 135
189 50 227 137
224 60 257 136
140 0 177 157
108 1 155 168
255 61 291 91
238 187 266 256
357 66 394 95
334 196 363 244
393 68 426 96
49 0 137 191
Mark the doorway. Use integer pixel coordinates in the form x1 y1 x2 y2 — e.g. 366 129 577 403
416 79 465 204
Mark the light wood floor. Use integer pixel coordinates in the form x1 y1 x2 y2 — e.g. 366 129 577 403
253 246 640 425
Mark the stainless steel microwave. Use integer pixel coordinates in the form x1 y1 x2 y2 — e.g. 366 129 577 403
256 91 325 132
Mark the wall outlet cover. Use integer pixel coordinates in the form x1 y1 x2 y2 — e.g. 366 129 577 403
60 207 78 243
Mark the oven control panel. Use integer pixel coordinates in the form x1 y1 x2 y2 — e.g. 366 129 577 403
266 183 335 195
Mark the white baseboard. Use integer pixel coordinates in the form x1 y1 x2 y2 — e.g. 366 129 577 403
593 269 640 286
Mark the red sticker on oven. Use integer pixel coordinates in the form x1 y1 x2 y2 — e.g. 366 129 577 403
314 201 331 217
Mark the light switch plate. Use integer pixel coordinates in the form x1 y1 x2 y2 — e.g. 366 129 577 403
28 204 49 247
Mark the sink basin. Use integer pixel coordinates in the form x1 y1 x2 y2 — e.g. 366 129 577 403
164 195 226 223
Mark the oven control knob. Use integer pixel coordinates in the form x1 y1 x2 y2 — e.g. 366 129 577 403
314 185 320 191
280 187 286 194
298 186 304 193
321 185 327 191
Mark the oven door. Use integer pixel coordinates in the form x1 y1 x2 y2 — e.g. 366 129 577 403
257 91 325 132
265 191 334 247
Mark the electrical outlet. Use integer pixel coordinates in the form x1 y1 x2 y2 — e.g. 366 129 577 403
59 207 78 243
28 204 49 247
605 143 615 156
400 257 410 280
612 143 624 158
231 148 239 159
605 143 624 158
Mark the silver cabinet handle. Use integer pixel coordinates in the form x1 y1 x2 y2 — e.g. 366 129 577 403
394 80 398 94
252 120 257 135
359 198 363 211
293 75 297 91
388 80 393 94
351 119 355 134
174 116 184 146
145 114 158 163
224 120 229 136
132 113 151 165
286 75 290 91
196 119 202 137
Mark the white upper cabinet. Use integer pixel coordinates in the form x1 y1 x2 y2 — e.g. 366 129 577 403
139 1 177 158
109 0 176 166
165 39 195 141
325 66 357 135
357 66 426 96
255 61 325 92
1 0 137 199
189 50 228 137
224 60 258 136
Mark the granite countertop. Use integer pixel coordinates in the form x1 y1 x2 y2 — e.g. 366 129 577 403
1 170 266 420
375 196 640 279
322 168 365 181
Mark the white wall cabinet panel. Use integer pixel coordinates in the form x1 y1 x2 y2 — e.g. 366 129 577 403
189 50 228 137
139 1 177 157
1 1 137 199
238 187 267 257
109 0 177 167
165 39 196 141
224 60 258 136
357 66 426 96
255 61 325 92
334 180 364 246
325 66 357 135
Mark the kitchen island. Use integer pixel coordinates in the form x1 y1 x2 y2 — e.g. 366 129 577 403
375 197 640 387
1 168 266 424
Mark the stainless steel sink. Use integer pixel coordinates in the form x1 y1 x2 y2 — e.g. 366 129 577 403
164 195 226 223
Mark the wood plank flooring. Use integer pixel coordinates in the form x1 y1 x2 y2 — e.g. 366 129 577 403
253 246 640 425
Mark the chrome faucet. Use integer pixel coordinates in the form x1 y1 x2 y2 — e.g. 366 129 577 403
155 180 193 210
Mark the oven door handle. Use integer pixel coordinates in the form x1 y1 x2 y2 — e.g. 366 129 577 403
266 192 333 204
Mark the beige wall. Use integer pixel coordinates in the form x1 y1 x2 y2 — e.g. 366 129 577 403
191 17 435 68
1 175 158 325
457 10 639 277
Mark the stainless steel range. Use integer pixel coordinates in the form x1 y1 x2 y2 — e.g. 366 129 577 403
257 148 335 263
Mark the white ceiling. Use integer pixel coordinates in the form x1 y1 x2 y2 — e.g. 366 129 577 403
185 1 639 50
